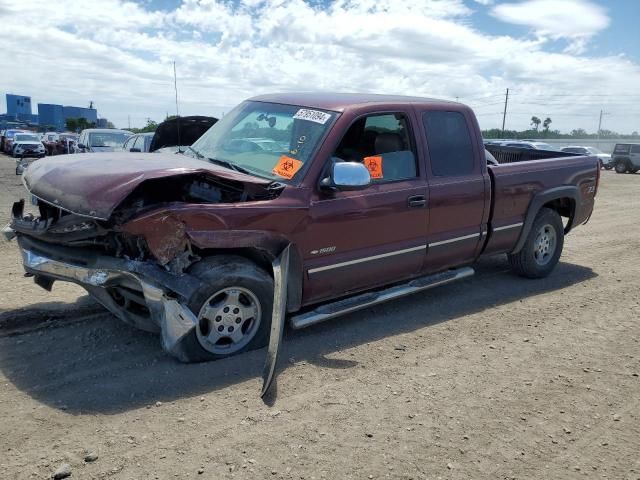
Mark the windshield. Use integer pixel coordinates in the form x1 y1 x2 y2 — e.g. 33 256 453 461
89 132 130 148
15 134 40 142
534 143 554 150
190 101 336 182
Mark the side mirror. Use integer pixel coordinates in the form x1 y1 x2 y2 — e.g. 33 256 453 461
129 147 141 152
320 160 371 191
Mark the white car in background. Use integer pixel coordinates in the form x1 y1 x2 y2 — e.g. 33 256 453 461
11 132 46 159
561 146 612 169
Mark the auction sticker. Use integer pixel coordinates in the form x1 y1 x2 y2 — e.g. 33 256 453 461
293 109 332 125
363 155 383 179
273 155 303 179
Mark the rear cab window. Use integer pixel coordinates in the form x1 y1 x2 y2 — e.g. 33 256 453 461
422 111 475 176
630 145 640 154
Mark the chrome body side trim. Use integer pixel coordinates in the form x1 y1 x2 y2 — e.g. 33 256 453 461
428 233 480 247
307 244 426 274
493 222 524 232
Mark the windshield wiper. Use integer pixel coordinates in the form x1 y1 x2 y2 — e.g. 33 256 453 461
187 146 204 159
206 157 254 176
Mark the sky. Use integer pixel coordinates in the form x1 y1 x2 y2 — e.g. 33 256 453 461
1 0 639 133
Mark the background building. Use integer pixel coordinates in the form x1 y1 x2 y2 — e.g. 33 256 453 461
38 103 65 131
62 105 97 124
3 93 109 131
5 94 38 123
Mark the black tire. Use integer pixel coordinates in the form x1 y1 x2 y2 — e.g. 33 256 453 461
508 208 564 279
604 165 613 170
173 255 273 363
615 160 629 174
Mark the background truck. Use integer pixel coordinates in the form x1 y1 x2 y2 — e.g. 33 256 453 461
5 93 599 395
612 143 640 173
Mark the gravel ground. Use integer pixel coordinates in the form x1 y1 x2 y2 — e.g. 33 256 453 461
0 153 639 479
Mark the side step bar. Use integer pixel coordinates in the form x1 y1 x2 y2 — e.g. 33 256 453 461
290 266 474 330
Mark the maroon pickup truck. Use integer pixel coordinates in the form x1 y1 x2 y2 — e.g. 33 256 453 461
5 93 599 395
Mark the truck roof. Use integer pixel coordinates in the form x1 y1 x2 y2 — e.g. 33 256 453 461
249 92 458 113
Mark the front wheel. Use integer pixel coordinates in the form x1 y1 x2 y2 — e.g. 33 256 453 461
508 208 564 279
604 164 613 170
174 255 274 362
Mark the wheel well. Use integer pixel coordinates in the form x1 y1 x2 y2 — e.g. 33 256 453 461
191 246 303 313
542 197 575 232
193 247 274 277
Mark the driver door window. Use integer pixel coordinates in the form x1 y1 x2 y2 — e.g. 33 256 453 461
334 113 418 182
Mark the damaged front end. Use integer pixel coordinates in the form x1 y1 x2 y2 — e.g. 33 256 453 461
7 163 287 379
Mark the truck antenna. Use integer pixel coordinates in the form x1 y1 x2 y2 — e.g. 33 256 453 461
173 61 181 150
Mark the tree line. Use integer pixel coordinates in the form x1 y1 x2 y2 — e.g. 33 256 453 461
483 115 639 139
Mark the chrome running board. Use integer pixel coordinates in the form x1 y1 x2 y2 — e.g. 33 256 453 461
290 266 474 330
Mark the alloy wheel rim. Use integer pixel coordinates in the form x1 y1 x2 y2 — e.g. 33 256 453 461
533 224 556 266
196 286 261 354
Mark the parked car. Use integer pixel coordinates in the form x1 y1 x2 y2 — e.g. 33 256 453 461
76 128 132 153
560 146 612 169
611 143 640 174
122 132 154 152
11 132 46 158
5 93 599 396
2 129 28 154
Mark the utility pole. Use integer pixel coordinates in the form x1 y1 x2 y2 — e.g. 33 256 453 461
597 109 603 140
597 110 610 146
501 88 509 136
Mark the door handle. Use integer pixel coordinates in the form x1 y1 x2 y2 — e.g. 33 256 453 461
407 195 426 208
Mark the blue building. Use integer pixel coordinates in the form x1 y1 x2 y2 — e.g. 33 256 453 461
6 94 32 117
4 93 102 131
38 103 65 131
63 105 98 124
6 94 38 123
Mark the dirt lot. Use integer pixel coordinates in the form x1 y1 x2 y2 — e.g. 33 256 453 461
0 153 639 480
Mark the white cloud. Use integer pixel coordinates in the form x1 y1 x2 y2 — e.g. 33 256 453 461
0 0 638 133
491 0 610 53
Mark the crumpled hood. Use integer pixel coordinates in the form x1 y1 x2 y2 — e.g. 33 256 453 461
23 152 273 220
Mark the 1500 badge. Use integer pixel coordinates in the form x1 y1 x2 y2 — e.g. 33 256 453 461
310 246 336 255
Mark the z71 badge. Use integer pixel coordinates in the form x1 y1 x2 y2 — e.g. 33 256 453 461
310 246 336 255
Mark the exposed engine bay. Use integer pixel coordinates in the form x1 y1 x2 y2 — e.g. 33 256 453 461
11 173 284 267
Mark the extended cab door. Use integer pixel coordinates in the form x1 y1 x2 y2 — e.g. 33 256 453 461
418 108 490 272
301 110 429 304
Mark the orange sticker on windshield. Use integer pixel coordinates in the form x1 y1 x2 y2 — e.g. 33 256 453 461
273 155 303 179
363 156 383 179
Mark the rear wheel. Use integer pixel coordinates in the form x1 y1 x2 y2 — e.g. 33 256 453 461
508 208 564 279
615 160 629 174
174 255 274 362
